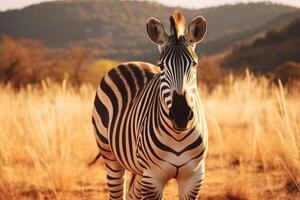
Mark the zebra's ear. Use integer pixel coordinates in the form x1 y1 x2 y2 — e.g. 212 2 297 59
146 17 168 45
186 16 206 44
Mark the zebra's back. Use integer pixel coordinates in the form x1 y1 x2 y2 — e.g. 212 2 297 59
92 62 160 171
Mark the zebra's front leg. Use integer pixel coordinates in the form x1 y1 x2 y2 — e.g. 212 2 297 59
177 160 205 200
140 170 167 200
104 158 126 200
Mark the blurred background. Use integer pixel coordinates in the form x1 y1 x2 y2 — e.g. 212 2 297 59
0 0 299 87
0 1 299 200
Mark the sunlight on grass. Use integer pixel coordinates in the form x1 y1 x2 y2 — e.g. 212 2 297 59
0 73 299 199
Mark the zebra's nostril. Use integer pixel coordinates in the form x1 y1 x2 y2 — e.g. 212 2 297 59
169 109 174 119
188 110 194 120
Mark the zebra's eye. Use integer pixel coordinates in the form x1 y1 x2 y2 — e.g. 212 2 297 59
192 61 197 67
158 62 165 70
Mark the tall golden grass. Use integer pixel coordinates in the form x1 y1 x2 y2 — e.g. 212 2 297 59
0 72 299 199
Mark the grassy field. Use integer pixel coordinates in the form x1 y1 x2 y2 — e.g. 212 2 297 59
0 72 299 200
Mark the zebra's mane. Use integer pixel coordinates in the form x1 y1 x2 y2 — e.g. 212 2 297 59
169 10 186 39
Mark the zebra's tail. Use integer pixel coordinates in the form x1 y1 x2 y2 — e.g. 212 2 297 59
88 152 101 167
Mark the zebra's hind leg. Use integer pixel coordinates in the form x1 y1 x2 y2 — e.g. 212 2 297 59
92 114 125 199
126 174 142 199
96 138 125 199
103 158 126 200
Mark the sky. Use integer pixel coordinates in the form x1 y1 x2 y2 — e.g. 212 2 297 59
0 0 299 11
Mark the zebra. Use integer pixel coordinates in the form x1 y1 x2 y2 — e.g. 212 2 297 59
91 10 208 200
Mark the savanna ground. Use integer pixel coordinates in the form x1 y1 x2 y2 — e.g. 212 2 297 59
0 71 299 200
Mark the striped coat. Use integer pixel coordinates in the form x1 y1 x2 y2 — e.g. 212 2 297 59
92 11 208 200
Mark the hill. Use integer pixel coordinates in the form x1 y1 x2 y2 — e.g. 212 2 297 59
0 1 298 62
221 17 300 74
203 10 300 54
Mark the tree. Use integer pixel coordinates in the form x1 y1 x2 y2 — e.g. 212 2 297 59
0 36 48 87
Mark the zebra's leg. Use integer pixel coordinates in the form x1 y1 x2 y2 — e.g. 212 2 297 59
95 139 126 200
126 174 142 200
140 170 166 200
103 158 126 200
177 160 205 200
91 121 125 199
92 110 126 199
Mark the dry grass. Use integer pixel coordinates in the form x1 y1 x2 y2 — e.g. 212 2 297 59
0 73 299 199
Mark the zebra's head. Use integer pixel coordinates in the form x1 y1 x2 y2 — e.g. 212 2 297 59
146 11 206 131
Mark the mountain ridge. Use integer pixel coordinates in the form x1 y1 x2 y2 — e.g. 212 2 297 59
222 17 300 73
0 1 298 62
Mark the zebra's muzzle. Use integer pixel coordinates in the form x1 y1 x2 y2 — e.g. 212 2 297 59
169 91 194 131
